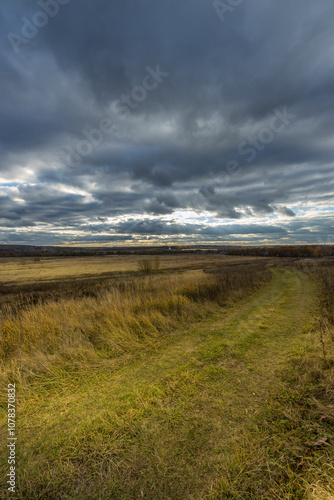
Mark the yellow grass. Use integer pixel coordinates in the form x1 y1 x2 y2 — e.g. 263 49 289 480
1 258 334 498
0 254 269 285
0 266 270 392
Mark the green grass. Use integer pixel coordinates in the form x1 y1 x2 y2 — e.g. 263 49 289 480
1 267 334 498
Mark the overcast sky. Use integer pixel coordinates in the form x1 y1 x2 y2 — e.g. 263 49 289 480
1 0 334 246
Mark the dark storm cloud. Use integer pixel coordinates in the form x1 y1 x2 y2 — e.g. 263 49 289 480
1 0 334 244
113 219 288 237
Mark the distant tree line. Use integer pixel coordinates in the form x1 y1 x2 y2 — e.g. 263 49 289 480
0 244 333 258
225 245 334 258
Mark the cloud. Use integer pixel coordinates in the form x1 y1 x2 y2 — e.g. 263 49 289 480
1 0 334 245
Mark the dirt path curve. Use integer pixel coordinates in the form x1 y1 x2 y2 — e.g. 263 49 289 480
12 268 318 499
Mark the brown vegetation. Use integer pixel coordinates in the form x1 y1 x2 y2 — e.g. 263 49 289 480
2 255 334 498
0 264 270 391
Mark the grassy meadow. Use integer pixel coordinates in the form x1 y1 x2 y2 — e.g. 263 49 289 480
0 254 268 285
0 253 334 498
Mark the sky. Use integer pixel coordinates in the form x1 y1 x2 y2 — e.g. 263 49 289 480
0 0 334 247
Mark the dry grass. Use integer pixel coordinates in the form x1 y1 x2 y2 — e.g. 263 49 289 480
0 254 271 285
3 258 334 498
205 260 334 499
0 266 270 392
207 351 334 499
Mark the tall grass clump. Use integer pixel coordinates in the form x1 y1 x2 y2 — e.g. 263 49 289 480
0 265 270 389
316 263 334 332
138 259 153 274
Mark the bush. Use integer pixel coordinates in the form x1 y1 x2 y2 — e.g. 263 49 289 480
138 260 153 274
153 255 160 270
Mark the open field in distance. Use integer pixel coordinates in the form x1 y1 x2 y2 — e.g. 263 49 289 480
0 254 274 315
0 254 272 285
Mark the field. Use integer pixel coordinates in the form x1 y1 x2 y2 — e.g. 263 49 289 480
0 254 271 312
0 254 271 284
1 254 334 499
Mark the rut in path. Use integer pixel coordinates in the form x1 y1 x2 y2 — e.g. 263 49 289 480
6 268 318 499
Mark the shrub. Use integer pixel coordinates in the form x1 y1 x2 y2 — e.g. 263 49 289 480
153 255 160 270
138 260 153 274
